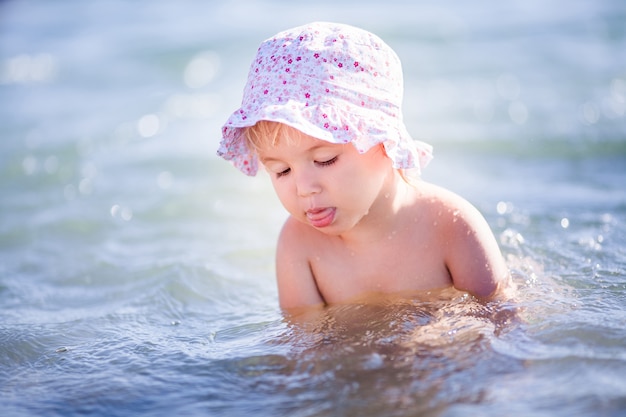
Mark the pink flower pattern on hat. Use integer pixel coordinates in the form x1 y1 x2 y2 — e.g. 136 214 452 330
218 22 433 176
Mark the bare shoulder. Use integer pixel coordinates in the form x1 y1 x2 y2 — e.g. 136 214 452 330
276 216 325 309
411 182 492 235
414 181 483 217
277 215 324 257
413 182 510 299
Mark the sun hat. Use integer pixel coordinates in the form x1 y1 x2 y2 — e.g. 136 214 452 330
218 21 433 176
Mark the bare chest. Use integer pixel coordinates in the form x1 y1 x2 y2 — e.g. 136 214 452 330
308 235 452 303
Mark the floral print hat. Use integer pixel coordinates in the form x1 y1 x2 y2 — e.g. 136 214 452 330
218 21 433 176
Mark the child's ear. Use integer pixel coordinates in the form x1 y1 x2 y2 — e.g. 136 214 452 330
378 143 389 157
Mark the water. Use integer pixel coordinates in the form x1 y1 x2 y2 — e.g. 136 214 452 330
1 0 625 416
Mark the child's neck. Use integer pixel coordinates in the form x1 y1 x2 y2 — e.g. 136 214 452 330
338 170 417 248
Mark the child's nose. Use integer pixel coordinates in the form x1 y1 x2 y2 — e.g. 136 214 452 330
295 170 322 197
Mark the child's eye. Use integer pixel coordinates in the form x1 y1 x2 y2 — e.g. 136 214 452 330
276 168 291 178
316 156 338 167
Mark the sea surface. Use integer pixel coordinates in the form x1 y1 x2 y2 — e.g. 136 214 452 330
1 1 625 416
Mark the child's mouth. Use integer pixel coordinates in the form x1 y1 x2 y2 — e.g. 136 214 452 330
306 207 336 228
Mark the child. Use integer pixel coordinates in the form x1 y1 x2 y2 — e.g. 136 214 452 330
218 22 510 310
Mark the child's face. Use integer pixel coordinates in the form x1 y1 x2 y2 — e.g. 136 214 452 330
257 126 393 234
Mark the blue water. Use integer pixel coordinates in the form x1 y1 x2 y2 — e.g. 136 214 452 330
1 1 625 416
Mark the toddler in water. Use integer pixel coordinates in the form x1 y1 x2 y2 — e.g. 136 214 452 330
218 22 510 310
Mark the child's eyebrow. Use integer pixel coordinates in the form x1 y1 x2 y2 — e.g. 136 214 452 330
259 155 283 164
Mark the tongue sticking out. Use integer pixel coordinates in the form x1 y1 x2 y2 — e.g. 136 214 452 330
306 207 336 228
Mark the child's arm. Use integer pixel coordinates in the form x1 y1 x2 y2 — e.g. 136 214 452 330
276 217 325 309
441 195 510 300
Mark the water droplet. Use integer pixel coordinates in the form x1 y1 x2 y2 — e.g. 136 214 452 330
110 204 133 221
184 51 220 89
157 171 173 190
611 78 625 102
137 114 160 138
580 101 600 125
509 101 528 125
497 201 513 215
78 177 92 195
2 53 58 84
120 207 133 221
22 155 38 175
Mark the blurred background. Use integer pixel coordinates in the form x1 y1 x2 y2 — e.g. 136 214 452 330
1 0 623 271
1 1 625 416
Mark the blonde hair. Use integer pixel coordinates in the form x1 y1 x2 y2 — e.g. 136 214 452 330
243 120 293 155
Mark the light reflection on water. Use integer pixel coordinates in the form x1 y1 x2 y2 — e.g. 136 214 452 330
1 0 625 416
